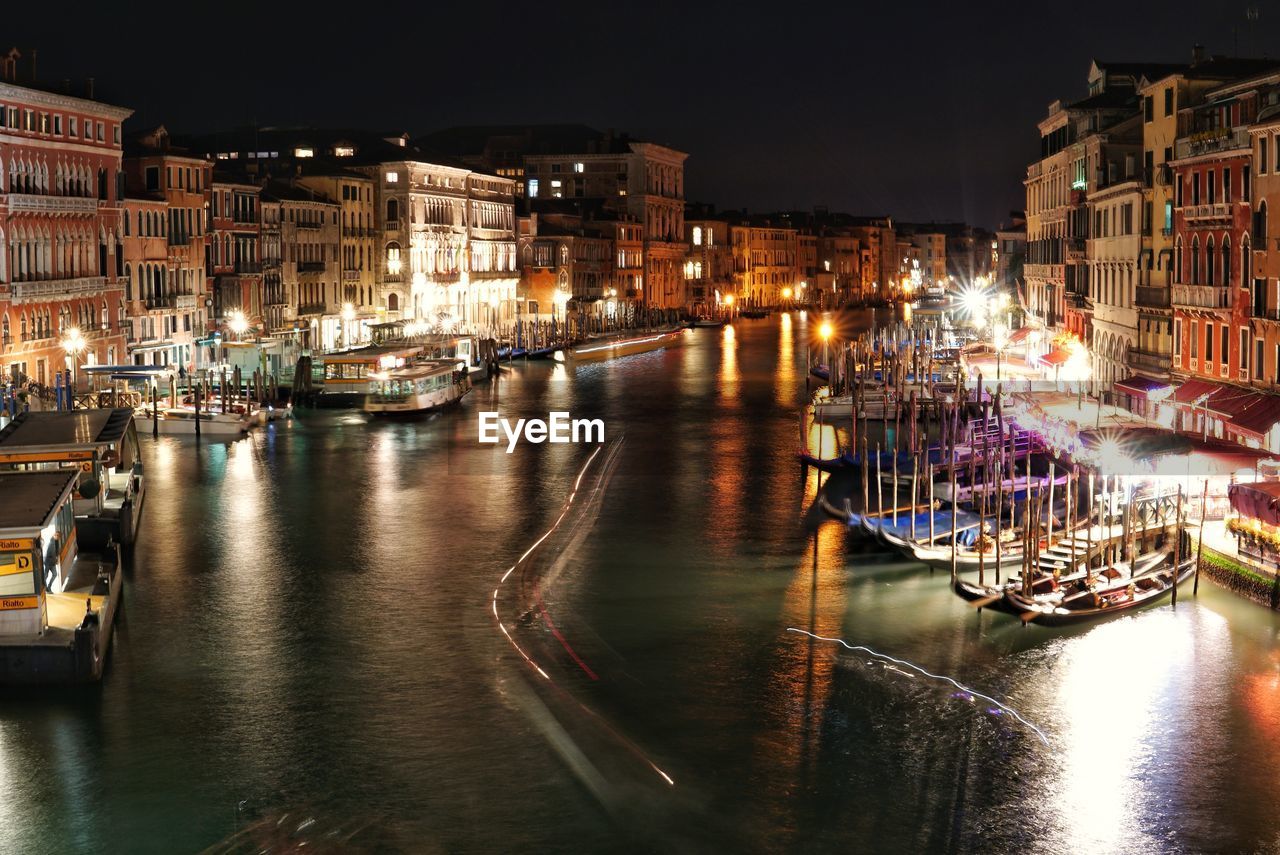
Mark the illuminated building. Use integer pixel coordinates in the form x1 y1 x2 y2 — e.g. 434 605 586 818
729 222 798 307
683 217 734 314
0 49 131 387
122 126 211 371
208 171 262 360
420 125 687 310
1169 74 1259 387
295 170 377 324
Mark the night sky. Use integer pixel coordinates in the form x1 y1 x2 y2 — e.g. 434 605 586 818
11 2 1280 227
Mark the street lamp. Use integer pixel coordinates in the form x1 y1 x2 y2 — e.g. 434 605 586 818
818 320 833 373
62 327 85 398
342 302 356 346
228 310 248 340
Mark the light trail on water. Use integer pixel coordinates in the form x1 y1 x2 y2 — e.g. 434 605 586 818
491 442 676 788
786 627 1051 746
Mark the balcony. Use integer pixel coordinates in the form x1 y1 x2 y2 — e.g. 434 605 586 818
175 294 198 309
297 221 322 230
1135 286 1171 308
145 294 176 310
1181 203 1233 222
298 303 326 316
1127 347 1172 374
343 268 360 281
1171 283 1234 310
1174 127 1251 160
10 275 106 301
6 193 99 215
298 261 326 272
168 233 191 246
234 261 262 274
383 220 401 232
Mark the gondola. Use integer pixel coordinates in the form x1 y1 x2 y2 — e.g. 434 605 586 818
1004 553 1193 626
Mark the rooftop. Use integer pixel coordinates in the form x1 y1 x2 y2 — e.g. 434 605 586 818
0 409 135 450
0 470 77 531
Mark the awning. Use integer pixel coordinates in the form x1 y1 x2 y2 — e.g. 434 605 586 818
1172 378 1220 406
1006 326 1034 345
1115 375 1173 398
1228 394 1280 441
1037 348 1071 367
1205 388 1265 420
1229 481 1280 526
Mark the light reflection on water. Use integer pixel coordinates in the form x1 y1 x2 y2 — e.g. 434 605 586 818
3 313 1280 853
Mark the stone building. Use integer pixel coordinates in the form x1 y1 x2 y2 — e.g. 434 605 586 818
0 49 131 388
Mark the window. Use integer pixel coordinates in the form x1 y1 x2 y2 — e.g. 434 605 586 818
1224 167 1231 203
1165 87 1174 116
1144 96 1153 121
294 147 314 158
692 226 703 246
1176 176 1184 208
386 171 399 183
145 166 159 192
1208 170 1216 204
573 162 584 173
1174 318 1182 356
334 146 354 157
52 115 62 135
1245 165 1252 201
1202 322 1209 360
1262 138 1269 175
96 121 103 142
113 125 120 145
1222 323 1229 365
1241 328 1250 373
1257 338 1265 380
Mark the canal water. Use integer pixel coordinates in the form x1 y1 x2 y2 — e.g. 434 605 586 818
5 312 1280 854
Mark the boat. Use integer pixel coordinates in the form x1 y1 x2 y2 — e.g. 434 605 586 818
567 329 685 363
1004 553 1194 626
810 365 830 381
313 344 425 407
690 316 728 328
134 406 252 436
364 360 472 416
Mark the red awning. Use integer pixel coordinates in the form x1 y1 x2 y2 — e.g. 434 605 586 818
1115 375 1173 398
1172 378 1221 406
1229 481 1280 526
1228 394 1280 441
1205 388 1265 419
1037 348 1071 367
1006 326 1034 345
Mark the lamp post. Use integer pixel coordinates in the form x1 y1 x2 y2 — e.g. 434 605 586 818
62 327 85 402
342 302 356 347
819 320 833 375
724 293 735 319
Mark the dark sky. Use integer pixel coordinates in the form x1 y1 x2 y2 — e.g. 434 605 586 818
12 1 1280 227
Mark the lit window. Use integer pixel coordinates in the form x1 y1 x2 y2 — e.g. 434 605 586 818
216 152 229 160
692 226 703 246
550 180 562 188
528 179 539 198
334 146 354 157
294 147 314 158
574 162 584 173
386 171 399 183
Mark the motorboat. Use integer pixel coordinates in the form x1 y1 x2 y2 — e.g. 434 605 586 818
134 406 252 437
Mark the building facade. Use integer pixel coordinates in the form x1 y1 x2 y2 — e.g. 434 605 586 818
0 59 132 389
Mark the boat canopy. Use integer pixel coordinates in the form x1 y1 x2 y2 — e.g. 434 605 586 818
1229 481 1280 527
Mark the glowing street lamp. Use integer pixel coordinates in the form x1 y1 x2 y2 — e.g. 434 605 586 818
228 310 248 340
62 327 85 395
782 286 793 304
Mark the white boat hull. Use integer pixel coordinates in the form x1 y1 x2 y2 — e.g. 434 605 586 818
365 381 470 415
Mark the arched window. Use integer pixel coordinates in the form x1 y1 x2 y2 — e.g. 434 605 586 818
1221 234 1231 287
385 241 402 275
1243 233 1252 281
124 264 132 300
1191 236 1200 285
388 293 399 312
1206 236 1215 285
1256 200 1269 243
1174 237 1183 284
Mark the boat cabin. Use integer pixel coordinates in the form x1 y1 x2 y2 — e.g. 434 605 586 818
0 470 79 636
321 344 424 395
0 409 144 546
368 361 459 403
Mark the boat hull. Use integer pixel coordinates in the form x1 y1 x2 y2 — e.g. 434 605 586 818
569 330 684 363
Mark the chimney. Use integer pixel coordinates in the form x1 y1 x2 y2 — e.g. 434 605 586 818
1192 44 1205 64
